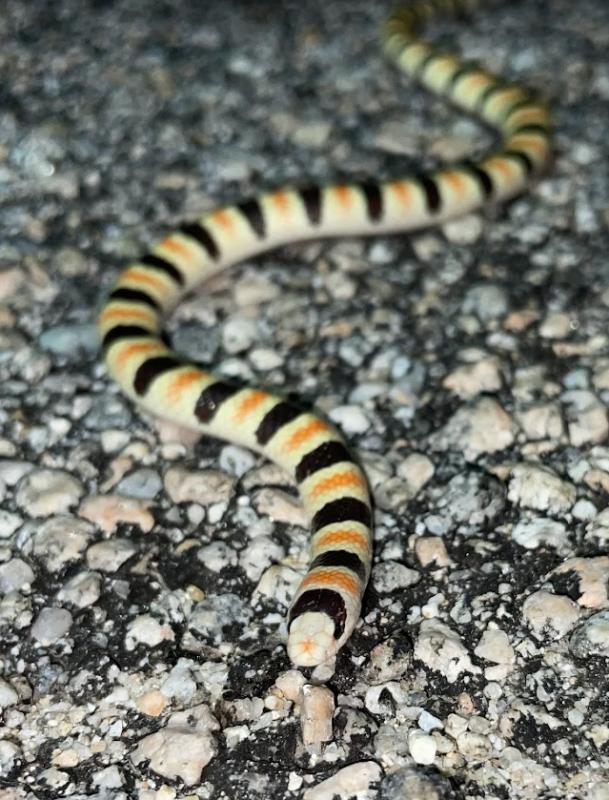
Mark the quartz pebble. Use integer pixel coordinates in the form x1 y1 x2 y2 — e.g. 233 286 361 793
131 704 219 786
373 561 420 593
570 610 609 658
442 356 502 399
126 614 175 648
56 571 101 607
408 729 437 765
30 515 94 571
431 397 514 460
414 619 481 682
523 590 581 640
86 539 137 571
397 453 434 495
504 463 576 515
31 606 73 644
164 467 235 506
511 517 568 550
474 627 515 666
0 559 34 593
15 469 84 516
300 684 334 747
303 761 382 800
0 678 19 710
415 536 451 567
550 557 609 608
79 495 154 533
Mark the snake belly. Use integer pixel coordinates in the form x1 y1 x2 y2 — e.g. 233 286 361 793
98 0 552 667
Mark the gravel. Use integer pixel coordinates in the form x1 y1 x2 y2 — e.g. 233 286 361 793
1 0 609 797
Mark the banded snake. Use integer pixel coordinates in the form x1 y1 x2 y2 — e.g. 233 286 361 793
98 0 551 668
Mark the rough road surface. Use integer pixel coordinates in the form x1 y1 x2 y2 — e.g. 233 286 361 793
1 0 609 798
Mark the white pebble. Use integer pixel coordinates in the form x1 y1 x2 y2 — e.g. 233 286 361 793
57 571 101 608
79 495 154 533
474 627 515 665
87 539 137 572
16 468 84 517
300 684 334 747
253 488 308 527
329 404 371 435
0 510 22 538
0 740 21 773
303 761 382 800
415 537 451 568
539 311 572 339
563 390 609 446
131 704 219 786
219 444 257 477
31 515 94 571
570 610 609 658
397 453 434 495
414 619 481 683
550 557 609 608
0 558 34 593
522 590 580 640
372 561 420 593
31 606 73 644
443 356 502 399
506 463 576 515
164 467 235 505
408 729 437 765
197 541 238 573
511 517 568 550
0 678 18 709
431 397 514 461
126 614 175 649
222 317 258 353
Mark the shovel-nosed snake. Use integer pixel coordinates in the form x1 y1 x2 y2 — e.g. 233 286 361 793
98 0 551 667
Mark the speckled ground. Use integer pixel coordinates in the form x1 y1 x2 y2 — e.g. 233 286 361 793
1 0 609 798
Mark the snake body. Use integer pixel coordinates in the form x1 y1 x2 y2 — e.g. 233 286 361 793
99 0 551 667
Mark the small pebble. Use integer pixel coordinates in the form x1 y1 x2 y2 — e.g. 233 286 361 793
164 467 235 506
300 684 334 747
79 495 154 533
86 539 137 572
0 678 19 710
31 606 73 644
408 729 437 765
570 610 609 658
16 469 84 517
505 463 576 515
303 762 382 800
373 561 420 592
511 517 568 550
131 705 219 786
116 468 162 499
0 559 35 594
328 404 371 435
415 536 451 568
523 590 581 640
56 571 101 607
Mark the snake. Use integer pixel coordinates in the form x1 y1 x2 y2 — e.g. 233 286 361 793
98 0 551 668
